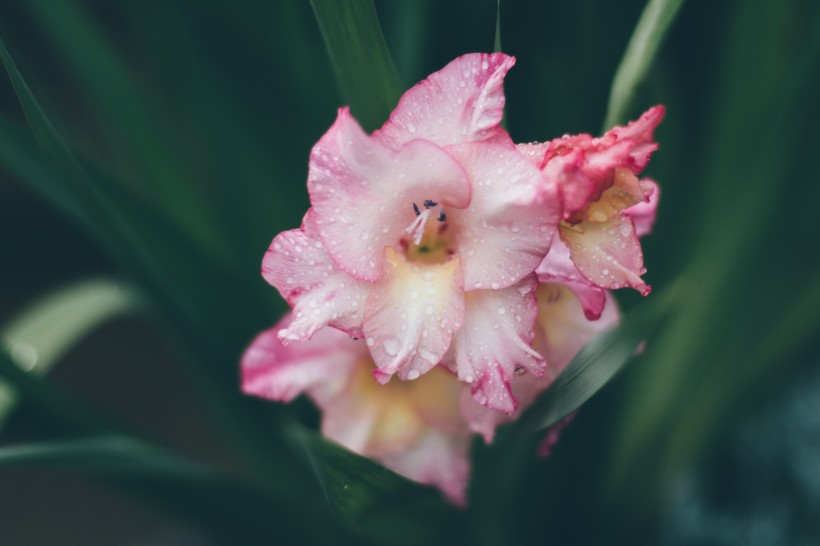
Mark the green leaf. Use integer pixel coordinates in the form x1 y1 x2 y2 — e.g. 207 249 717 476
295 425 462 546
0 434 210 476
494 0 503 53
0 434 329 545
516 289 675 433
310 0 402 131
0 279 140 429
603 0 685 129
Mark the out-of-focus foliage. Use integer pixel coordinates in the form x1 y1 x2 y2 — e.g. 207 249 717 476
0 0 819 544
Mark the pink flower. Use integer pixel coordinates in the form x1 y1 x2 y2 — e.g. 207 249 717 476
519 106 665 312
242 315 473 505
262 53 561 412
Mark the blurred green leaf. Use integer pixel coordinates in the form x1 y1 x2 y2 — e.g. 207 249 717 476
296 425 462 546
611 0 820 509
517 290 674 433
0 279 140 429
0 434 211 476
0 434 329 546
494 1 503 53
603 0 685 129
310 0 402 131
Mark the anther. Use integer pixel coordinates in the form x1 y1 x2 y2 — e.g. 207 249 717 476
438 209 447 222
412 203 421 216
423 199 438 208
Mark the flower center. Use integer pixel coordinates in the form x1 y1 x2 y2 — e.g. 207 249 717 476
402 200 453 264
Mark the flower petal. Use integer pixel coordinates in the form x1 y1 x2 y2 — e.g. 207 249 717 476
450 275 543 412
308 108 471 282
241 316 362 405
522 105 664 219
363 248 465 382
262 211 370 342
536 230 607 320
381 429 471 506
375 53 516 148
624 179 659 238
560 214 649 295
460 283 620 442
533 284 620 380
446 142 560 290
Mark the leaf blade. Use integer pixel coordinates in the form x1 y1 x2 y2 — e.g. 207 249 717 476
310 0 402 131
603 0 686 129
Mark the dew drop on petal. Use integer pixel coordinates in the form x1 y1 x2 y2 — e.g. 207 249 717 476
384 337 400 356
407 368 421 380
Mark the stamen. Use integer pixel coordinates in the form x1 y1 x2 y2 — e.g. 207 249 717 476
405 208 432 245
438 209 447 222
423 199 438 208
412 203 421 216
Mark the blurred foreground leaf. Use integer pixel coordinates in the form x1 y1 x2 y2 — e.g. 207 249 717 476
517 290 674 433
611 0 820 511
0 279 140 429
603 0 685 128
296 425 462 546
310 0 401 131
0 434 325 546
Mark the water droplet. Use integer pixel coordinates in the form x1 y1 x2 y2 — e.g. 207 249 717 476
407 368 421 380
619 222 633 236
273 242 282 250
408 290 419 300
366 338 375 347
407 123 416 133
384 337 400 356
491 282 500 289
497 307 506 315
424 305 434 316
602 268 610 276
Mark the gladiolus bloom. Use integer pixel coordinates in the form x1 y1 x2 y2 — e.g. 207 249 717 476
263 53 562 412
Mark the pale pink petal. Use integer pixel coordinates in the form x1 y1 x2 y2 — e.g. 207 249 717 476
381 429 471 506
446 142 560 290
624 179 659 238
460 283 620 441
560 215 649 295
363 248 465 382
536 236 606 320
533 284 620 380
241 316 362 406
308 108 471 282
375 53 516 148
459 386 505 442
261 211 370 342
515 142 550 169
471 362 517 414
321 363 424 455
450 276 543 412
